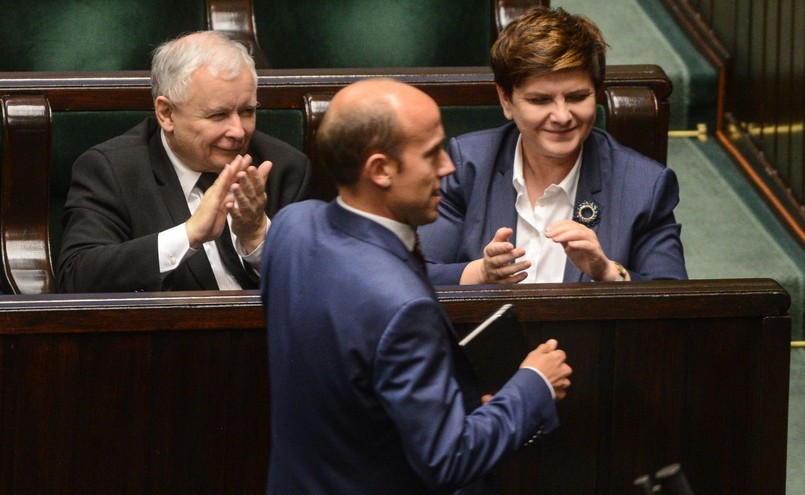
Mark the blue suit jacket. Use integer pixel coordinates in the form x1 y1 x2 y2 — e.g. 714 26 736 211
261 200 559 494
420 123 687 284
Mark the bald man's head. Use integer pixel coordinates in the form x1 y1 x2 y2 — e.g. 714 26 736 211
317 79 440 188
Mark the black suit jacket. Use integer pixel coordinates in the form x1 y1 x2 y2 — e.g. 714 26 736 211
57 117 311 293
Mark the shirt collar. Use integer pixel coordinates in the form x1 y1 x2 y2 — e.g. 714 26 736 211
512 133 584 203
560 150 583 203
336 196 417 251
161 129 202 200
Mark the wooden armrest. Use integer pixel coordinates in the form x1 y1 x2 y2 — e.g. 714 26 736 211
601 65 671 165
605 86 668 165
207 0 271 68
303 92 336 201
492 0 550 32
1 95 56 294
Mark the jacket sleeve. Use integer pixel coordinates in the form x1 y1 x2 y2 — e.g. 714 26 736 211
57 149 164 293
628 166 688 280
374 298 559 492
419 137 473 285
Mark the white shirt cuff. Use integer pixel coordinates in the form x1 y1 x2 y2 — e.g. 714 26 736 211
158 223 194 275
233 215 270 271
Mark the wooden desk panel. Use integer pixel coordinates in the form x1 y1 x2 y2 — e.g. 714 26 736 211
0 279 790 494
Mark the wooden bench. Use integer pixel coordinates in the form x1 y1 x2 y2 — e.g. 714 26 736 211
0 65 671 294
0 279 790 494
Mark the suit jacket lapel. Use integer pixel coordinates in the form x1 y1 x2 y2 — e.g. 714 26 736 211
148 122 219 290
328 203 463 346
481 127 519 247
326 202 436 291
564 142 604 282
149 123 191 223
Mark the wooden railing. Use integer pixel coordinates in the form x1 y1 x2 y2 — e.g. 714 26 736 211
0 279 791 494
658 0 805 246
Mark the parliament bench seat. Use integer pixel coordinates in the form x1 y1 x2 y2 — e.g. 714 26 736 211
253 0 548 68
0 0 546 71
0 64 671 294
0 0 263 71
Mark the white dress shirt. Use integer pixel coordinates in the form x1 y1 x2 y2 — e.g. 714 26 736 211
156 130 267 290
512 134 582 283
336 196 417 251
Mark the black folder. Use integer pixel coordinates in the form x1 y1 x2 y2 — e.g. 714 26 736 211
459 303 531 394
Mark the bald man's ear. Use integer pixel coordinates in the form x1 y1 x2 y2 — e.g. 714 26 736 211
363 153 397 188
154 96 175 132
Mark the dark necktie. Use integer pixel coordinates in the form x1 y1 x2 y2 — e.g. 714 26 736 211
412 232 427 273
195 173 259 289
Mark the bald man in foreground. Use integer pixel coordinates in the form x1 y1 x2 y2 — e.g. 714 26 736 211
260 79 572 494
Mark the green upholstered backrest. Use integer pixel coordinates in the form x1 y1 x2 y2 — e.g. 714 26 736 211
0 0 205 71
254 0 495 68
49 112 154 259
441 106 507 138
256 110 305 151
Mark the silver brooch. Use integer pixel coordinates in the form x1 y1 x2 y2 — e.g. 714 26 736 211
573 200 601 227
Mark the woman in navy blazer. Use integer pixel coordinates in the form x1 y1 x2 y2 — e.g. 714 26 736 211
420 7 687 285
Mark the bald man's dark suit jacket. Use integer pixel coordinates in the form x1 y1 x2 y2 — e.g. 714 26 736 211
57 117 311 293
262 200 559 494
